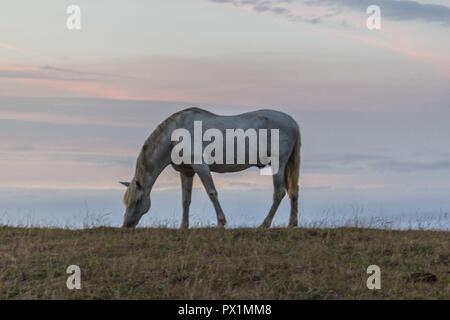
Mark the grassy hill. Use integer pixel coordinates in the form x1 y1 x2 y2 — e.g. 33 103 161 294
0 226 449 299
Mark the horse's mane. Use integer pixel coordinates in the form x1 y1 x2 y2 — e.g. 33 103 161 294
123 182 138 207
144 107 210 153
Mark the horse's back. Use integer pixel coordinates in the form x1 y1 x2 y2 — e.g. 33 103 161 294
173 107 299 134
247 109 299 132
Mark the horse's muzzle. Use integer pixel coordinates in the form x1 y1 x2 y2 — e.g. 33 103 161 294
122 218 139 228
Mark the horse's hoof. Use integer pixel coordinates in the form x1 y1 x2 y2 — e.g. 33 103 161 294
259 222 270 229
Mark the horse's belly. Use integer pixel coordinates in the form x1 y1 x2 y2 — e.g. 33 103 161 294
209 163 261 173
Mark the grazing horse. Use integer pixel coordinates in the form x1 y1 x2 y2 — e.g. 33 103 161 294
120 108 301 229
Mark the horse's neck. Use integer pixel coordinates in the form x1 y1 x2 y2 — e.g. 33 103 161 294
146 154 170 190
140 134 172 192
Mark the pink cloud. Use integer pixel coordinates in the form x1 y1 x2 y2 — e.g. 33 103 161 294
0 62 37 72
346 32 450 78
0 42 28 54
14 78 192 102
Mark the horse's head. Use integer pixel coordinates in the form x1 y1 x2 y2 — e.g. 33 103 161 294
120 180 151 228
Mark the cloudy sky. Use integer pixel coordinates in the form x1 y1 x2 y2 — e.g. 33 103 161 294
1 0 449 228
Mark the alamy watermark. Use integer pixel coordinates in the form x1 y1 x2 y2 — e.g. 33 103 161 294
367 5 381 30
66 5 81 30
366 265 381 290
66 265 81 290
171 121 280 175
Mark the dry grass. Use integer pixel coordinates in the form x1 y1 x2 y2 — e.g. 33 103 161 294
0 226 449 299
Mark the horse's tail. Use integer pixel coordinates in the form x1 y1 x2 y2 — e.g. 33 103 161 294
285 129 301 198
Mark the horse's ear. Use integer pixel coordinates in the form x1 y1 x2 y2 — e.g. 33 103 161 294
119 181 130 187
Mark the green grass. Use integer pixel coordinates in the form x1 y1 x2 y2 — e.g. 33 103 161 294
0 226 449 299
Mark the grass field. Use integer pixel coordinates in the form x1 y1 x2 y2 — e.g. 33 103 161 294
0 226 449 299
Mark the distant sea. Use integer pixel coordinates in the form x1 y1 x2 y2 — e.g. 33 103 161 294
1 186 449 230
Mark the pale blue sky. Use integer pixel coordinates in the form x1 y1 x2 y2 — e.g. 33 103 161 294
1 0 449 228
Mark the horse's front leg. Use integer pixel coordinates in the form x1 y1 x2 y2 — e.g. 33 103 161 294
180 172 194 230
192 165 227 228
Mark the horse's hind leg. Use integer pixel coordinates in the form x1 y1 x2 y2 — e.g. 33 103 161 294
180 172 194 230
260 170 286 228
192 165 227 228
288 186 299 227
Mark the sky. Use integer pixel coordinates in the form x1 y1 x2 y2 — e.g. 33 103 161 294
1 0 450 229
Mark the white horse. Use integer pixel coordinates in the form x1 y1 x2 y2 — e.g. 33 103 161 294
120 108 301 229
